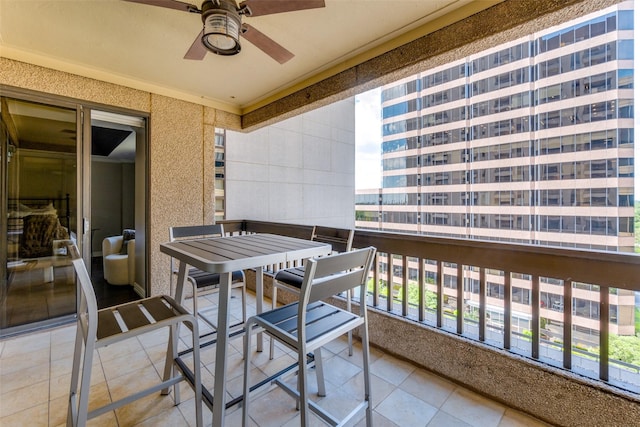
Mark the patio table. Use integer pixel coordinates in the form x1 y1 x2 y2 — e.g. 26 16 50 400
160 233 332 427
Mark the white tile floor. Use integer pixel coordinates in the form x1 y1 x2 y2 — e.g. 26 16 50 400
0 290 553 426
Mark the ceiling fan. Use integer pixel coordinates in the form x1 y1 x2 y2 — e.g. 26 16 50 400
124 0 325 64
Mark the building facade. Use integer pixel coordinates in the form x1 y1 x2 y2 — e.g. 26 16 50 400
226 98 356 228
358 2 634 252
356 1 636 340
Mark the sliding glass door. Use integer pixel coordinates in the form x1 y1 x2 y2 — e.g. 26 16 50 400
1 97 79 333
1 92 148 335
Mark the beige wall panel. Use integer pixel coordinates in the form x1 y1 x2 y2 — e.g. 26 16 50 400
148 94 204 296
0 58 150 112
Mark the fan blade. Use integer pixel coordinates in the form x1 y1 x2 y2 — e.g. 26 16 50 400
241 24 294 64
184 30 208 60
239 0 324 17
122 0 200 13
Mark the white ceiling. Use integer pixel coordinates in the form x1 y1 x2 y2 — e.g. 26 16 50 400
0 0 501 114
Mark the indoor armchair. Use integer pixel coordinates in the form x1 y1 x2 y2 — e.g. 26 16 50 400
102 230 135 286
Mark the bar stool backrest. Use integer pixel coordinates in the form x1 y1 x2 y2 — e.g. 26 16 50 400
168 223 247 330
168 223 226 291
301 246 376 313
311 226 354 254
169 224 225 241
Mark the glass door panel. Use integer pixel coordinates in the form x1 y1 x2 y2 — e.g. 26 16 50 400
1 97 78 333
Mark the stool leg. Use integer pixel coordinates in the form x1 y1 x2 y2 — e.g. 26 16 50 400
75 339 95 427
241 285 247 324
347 289 353 356
190 317 203 427
191 280 199 321
298 344 310 427
67 327 85 427
161 323 177 398
242 319 255 427
269 286 278 359
361 322 373 427
313 348 326 397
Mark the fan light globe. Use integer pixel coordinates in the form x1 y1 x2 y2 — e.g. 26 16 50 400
201 0 241 55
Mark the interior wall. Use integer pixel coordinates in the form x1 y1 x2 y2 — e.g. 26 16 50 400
225 97 356 228
121 163 135 230
90 160 134 255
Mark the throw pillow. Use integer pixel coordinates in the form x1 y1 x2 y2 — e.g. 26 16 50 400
120 229 135 254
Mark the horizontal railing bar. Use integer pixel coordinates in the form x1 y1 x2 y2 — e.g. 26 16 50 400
351 229 640 292
237 221 638 293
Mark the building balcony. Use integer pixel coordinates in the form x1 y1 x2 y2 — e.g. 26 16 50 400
2 219 639 425
228 220 639 426
0 285 550 427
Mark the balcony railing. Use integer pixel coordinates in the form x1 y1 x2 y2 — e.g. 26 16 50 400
222 219 640 414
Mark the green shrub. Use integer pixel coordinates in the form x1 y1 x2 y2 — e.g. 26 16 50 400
609 334 640 365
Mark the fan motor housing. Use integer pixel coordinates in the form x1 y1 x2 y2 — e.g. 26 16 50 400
201 0 242 55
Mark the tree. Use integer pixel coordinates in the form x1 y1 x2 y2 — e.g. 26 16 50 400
609 334 640 366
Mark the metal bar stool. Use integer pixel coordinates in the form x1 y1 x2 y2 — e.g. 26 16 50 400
65 242 203 427
270 226 355 358
169 224 247 333
243 246 377 427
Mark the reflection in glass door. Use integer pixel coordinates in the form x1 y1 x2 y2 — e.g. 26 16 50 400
1 97 78 334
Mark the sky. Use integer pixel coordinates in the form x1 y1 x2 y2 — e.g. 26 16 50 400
354 87 382 190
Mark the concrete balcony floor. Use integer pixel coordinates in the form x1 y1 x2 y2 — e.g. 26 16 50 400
0 290 552 426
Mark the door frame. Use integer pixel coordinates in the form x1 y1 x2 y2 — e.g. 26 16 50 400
0 85 149 335
85 108 149 297
0 87 81 335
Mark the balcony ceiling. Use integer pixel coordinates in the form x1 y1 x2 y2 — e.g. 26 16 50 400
0 0 503 116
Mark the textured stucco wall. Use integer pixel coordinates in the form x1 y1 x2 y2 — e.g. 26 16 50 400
0 57 150 112
148 95 205 296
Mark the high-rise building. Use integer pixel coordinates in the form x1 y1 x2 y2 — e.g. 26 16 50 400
214 128 226 222
357 0 634 254
355 1 636 341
